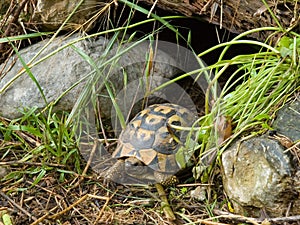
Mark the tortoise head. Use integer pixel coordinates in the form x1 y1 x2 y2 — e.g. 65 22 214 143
124 157 156 181
124 157 176 184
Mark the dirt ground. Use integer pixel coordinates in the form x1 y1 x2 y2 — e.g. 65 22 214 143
0 157 226 225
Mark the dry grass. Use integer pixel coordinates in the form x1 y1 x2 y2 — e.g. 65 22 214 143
0 150 223 225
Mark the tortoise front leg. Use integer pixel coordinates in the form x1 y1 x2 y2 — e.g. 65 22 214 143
103 159 125 184
154 171 179 186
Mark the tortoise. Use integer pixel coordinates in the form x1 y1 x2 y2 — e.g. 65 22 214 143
105 103 197 185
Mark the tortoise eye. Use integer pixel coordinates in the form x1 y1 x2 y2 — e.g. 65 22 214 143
160 131 170 138
125 158 143 167
171 120 181 126
125 160 139 167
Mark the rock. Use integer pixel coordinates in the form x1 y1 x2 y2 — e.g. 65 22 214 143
190 186 207 201
273 99 300 142
221 99 300 217
221 137 297 217
0 34 183 120
0 34 105 119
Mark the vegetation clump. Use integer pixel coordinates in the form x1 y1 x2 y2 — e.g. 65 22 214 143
0 1 299 224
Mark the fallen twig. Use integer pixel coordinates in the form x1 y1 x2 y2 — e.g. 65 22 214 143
69 139 98 191
29 194 110 224
155 183 176 221
0 190 37 222
195 219 230 225
48 194 109 220
213 209 300 224
93 194 113 224
29 213 49 225
0 161 66 168
0 0 30 51
213 209 261 225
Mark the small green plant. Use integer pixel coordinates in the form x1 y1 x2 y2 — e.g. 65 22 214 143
0 108 82 186
191 28 300 184
0 0 299 222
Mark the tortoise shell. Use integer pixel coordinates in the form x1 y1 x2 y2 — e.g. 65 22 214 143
112 103 196 174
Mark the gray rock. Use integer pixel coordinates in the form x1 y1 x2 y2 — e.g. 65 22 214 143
0 34 105 119
273 99 300 142
0 35 183 119
221 137 297 217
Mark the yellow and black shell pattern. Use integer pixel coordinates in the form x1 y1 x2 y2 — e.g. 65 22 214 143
112 103 196 174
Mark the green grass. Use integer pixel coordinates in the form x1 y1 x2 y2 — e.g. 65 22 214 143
0 1 299 223
0 2 196 190
188 28 300 181
0 108 81 186
0 0 299 191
